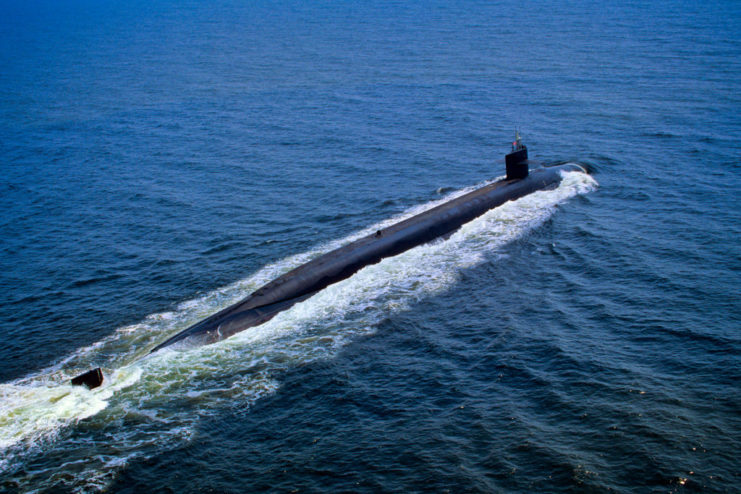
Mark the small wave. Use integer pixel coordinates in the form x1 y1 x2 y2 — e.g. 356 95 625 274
643 131 678 139
68 273 123 289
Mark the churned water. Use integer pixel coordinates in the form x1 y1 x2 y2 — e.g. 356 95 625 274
0 0 739 492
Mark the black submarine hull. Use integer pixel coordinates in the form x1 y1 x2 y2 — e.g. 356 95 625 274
150 163 586 353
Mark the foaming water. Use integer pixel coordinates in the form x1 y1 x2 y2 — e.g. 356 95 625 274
0 171 596 491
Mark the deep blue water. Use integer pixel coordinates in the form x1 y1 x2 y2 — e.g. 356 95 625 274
1 0 740 492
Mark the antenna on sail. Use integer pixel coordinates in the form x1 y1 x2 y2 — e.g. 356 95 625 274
512 128 523 151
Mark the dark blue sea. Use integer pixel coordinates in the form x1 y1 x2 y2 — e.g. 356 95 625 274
1 0 739 492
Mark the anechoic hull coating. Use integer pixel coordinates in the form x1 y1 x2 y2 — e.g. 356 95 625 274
151 164 584 352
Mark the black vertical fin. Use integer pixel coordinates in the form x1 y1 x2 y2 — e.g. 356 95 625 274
71 368 104 389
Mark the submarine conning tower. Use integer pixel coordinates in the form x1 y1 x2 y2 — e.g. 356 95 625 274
505 131 528 180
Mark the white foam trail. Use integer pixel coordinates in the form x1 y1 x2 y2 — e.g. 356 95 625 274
0 170 598 491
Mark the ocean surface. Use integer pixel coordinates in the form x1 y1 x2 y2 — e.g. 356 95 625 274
1 0 739 492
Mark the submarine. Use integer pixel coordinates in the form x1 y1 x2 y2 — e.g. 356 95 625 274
72 134 587 389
